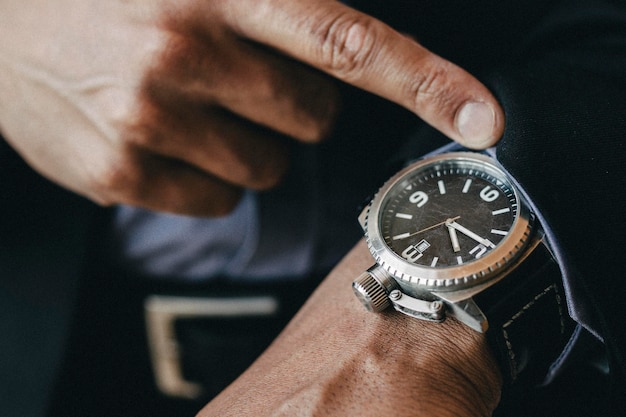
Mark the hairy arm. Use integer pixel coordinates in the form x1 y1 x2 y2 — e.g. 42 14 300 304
197 240 502 417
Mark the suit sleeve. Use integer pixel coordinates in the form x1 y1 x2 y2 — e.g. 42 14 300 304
485 0 626 393
372 0 626 403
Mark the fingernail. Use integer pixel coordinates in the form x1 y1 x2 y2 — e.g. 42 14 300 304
456 101 496 149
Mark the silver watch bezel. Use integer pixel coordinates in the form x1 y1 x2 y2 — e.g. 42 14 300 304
364 152 533 293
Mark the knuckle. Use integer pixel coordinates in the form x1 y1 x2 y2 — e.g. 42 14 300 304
316 14 380 79
121 95 179 151
255 62 340 143
249 71 283 108
217 134 289 190
298 83 341 143
88 152 148 206
206 193 241 217
255 166 285 190
123 127 167 150
239 159 285 190
407 60 457 114
242 153 287 190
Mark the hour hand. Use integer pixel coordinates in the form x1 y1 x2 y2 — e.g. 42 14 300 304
447 224 461 252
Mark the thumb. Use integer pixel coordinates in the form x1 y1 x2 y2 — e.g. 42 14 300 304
221 0 504 149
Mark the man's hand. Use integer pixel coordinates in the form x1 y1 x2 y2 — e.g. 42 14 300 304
197 240 502 416
0 0 504 216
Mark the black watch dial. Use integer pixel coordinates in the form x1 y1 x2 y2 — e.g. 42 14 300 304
379 156 518 269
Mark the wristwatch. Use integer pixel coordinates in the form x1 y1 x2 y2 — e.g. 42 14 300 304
352 151 574 383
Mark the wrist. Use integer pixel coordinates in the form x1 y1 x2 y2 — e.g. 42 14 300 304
303 239 503 416
362 299 502 416
199 240 503 417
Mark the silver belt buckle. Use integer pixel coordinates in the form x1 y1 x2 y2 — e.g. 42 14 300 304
144 295 279 399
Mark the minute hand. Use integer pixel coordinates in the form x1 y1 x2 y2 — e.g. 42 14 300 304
446 221 496 248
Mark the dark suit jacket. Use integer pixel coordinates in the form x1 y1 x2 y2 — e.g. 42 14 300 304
1 0 625 415
355 0 626 409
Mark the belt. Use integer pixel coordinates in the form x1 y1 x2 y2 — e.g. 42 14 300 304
144 278 319 401
47 260 321 417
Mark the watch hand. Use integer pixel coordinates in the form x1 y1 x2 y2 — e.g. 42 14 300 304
447 224 461 252
446 221 496 248
404 215 461 238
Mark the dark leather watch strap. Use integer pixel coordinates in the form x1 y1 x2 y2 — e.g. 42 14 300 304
474 240 576 385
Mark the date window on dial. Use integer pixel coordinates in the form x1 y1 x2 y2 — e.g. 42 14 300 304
401 239 431 262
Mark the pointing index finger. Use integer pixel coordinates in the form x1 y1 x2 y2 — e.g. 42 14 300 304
221 0 504 148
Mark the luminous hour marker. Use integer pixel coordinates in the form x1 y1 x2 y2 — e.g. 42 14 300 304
462 179 472 193
395 213 413 220
457 256 463 265
431 257 439 267
438 180 446 195
491 229 508 236
392 232 411 240
492 208 511 216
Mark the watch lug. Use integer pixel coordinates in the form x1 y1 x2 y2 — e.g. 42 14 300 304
388 291 445 323
433 282 497 304
445 298 488 333
429 234 546 333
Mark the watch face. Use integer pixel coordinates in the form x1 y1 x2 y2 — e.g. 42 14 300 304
366 152 532 290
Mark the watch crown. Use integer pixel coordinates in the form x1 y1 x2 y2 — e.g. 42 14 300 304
352 271 390 313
